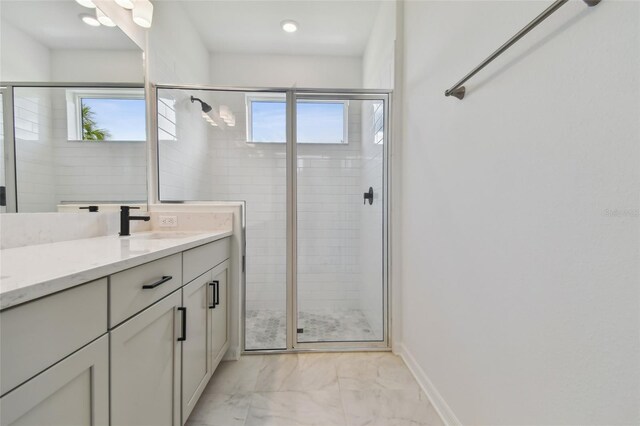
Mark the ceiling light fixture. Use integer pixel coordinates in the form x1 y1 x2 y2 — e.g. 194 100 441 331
281 20 298 33
132 0 154 28
114 0 135 9
80 13 101 27
75 0 96 8
96 9 116 27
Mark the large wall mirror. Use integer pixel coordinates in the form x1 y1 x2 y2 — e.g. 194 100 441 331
0 0 147 213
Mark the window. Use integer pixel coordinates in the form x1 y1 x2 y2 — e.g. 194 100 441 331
247 96 348 144
66 88 146 142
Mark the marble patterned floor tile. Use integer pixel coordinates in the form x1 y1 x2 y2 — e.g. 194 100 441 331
186 392 252 426
204 356 264 394
336 352 421 392
255 353 339 392
341 389 444 426
245 391 347 426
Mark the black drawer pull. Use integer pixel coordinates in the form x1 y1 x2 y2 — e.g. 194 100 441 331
142 275 172 289
177 307 187 341
209 281 218 309
215 280 220 306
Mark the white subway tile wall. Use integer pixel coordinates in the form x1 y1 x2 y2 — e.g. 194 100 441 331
14 89 57 212
206 91 288 348
296 105 363 314
158 89 214 201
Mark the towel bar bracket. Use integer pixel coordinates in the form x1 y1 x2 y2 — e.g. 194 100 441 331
445 0 600 100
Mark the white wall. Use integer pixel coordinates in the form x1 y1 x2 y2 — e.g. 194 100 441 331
51 50 143 83
400 1 640 424
362 1 396 89
147 1 210 84
210 53 362 88
0 19 51 81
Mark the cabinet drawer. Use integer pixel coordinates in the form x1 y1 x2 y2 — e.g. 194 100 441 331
0 279 107 396
183 238 230 284
110 254 183 327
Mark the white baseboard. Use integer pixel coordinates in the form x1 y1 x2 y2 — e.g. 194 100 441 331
396 343 462 426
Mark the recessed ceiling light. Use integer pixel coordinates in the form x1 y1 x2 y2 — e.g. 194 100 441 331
75 0 96 8
281 20 298 33
80 13 101 27
114 0 135 9
96 9 116 27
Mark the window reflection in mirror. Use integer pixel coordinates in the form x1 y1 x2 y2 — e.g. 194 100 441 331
0 0 147 213
12 86 147 213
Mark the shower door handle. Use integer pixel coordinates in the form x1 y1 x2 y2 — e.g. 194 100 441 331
363 187 373 205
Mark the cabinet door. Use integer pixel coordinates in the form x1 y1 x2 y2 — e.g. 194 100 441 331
111 291 181 426
0 335 108 426
210 260 229 366
182 271 214 423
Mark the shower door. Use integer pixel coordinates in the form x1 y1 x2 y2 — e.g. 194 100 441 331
154 86 389 351
292 92 389 348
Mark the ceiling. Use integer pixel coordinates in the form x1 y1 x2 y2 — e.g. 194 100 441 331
181 0 383 56
0 0 138 50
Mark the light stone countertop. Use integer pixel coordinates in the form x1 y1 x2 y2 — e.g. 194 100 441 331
0 230 232 311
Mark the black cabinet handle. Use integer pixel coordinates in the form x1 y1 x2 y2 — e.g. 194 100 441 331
177 307 187 341
215 280 220 306
209 281 217 309
142 276 172 289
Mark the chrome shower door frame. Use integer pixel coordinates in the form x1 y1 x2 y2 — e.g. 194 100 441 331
289 90 391 352
151 84 392 353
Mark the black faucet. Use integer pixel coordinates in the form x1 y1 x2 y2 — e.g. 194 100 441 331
119 206 150 236
79 205 99 212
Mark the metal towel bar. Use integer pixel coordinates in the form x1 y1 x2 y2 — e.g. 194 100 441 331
445 0 600 100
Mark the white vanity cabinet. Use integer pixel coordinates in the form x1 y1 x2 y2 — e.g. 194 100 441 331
181 270 215 421
107 237 231 426
0 336 109 426
181 239 230 424
0 279 108 426
210 260 230 366
110 290 182 426
0 235 231 426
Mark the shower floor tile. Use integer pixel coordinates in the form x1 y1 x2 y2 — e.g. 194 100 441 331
245 309 379 350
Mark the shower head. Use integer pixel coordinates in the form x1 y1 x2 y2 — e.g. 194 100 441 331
190 96 212 113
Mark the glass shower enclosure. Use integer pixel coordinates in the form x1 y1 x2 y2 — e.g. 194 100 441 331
155 86 389 351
